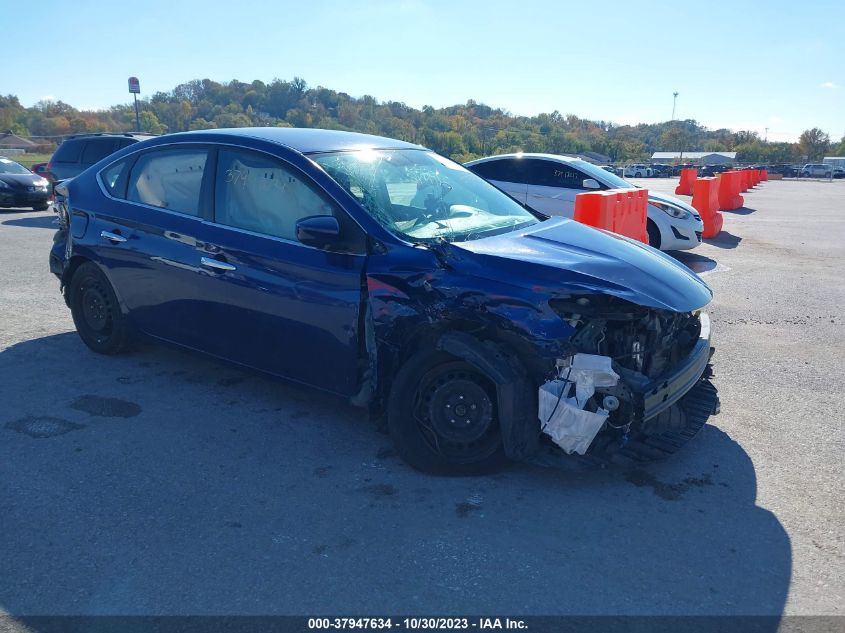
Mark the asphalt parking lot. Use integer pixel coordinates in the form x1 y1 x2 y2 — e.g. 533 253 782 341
0 179 843 618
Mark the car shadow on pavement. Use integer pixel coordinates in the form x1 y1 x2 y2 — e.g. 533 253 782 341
0 333 791 622
670 251 720 275
705 231 742 249
1 215 57 229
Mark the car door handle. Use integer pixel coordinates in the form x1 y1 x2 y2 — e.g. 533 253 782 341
100 230 127 243
200 256 236 272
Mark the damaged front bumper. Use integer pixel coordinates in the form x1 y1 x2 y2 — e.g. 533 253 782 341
536 312 718 465
642 312 712 422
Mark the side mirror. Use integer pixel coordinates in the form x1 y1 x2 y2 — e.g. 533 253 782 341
296 215 341 249
582 178 601 190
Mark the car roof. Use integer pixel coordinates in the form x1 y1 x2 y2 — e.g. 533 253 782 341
465 153 585 166
65 133 156 141
171 127 422 154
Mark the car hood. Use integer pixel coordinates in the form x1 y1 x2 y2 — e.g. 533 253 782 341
0 173 44 189
450 217 712 312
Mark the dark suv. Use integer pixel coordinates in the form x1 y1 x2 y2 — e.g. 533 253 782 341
47 133 154 183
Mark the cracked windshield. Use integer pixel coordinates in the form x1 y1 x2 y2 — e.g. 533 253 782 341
313 149 538 242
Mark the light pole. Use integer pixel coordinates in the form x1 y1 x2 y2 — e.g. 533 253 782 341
764 127 769 142
671 92 679 120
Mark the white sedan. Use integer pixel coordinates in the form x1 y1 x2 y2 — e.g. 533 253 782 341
465 153 703 251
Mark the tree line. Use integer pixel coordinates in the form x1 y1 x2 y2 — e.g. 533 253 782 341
1 77 842 162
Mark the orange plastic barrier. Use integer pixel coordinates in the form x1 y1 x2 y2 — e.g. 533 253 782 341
675 168 698 195
761 169 768 181
573 188 648 243
717 171 745 210
739 170 750 192
692 177 723 238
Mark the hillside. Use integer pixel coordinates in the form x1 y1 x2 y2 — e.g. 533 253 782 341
1 77 838 162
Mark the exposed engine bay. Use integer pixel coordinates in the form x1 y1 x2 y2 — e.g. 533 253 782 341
541 295 711 458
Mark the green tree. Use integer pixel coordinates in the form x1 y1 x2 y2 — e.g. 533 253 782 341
214 112 252 128
660 126 685 152
139 111 167 134
798 128 830 160
189 118 216 130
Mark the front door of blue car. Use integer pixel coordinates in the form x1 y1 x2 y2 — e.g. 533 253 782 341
191 146 367 396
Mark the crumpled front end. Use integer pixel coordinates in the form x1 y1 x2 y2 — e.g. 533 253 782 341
536 294 718 463
364 218 719 466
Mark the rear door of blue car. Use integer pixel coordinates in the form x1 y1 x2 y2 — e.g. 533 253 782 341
85 144 215 347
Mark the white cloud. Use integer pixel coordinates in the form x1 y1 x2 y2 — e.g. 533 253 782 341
38 95 57 102
820 81 838 89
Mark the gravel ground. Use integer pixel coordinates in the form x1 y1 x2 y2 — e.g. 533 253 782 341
0 178 842 618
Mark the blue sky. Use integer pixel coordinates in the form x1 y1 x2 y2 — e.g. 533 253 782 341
5 0 843 142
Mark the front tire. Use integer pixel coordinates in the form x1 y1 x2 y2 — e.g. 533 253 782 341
33 203 49 211
388 351 507 475
69 262 129 355
647 219 661 249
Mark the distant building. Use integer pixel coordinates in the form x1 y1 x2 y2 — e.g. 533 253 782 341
0 131 37 150
650 151 736 165
822 157 845 169
579 150 612 165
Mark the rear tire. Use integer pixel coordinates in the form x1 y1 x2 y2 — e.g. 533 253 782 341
388 350 507 475
69 262 129 355
647 220 661 249
33 203 49 211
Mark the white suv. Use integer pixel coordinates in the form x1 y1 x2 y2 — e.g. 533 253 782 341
622 164 653 177
465 154 704 251
800 164 833 178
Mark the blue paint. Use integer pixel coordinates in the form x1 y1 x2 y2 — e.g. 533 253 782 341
51 128 712 405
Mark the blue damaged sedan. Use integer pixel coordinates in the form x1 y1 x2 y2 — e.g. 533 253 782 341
50 128 718 474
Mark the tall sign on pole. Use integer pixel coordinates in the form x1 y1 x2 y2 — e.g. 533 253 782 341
128 77 141 133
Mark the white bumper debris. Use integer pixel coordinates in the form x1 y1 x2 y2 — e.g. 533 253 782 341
538 354 620 455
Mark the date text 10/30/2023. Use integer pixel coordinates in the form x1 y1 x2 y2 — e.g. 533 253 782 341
307 618 528 630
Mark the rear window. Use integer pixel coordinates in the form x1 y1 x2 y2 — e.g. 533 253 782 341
81 139 118 164
52 141 84 164
468 159 526 182
523 159 587 189
100 158 131 198
127 149 208 216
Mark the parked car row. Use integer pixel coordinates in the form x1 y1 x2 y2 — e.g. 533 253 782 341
47 128 719 474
